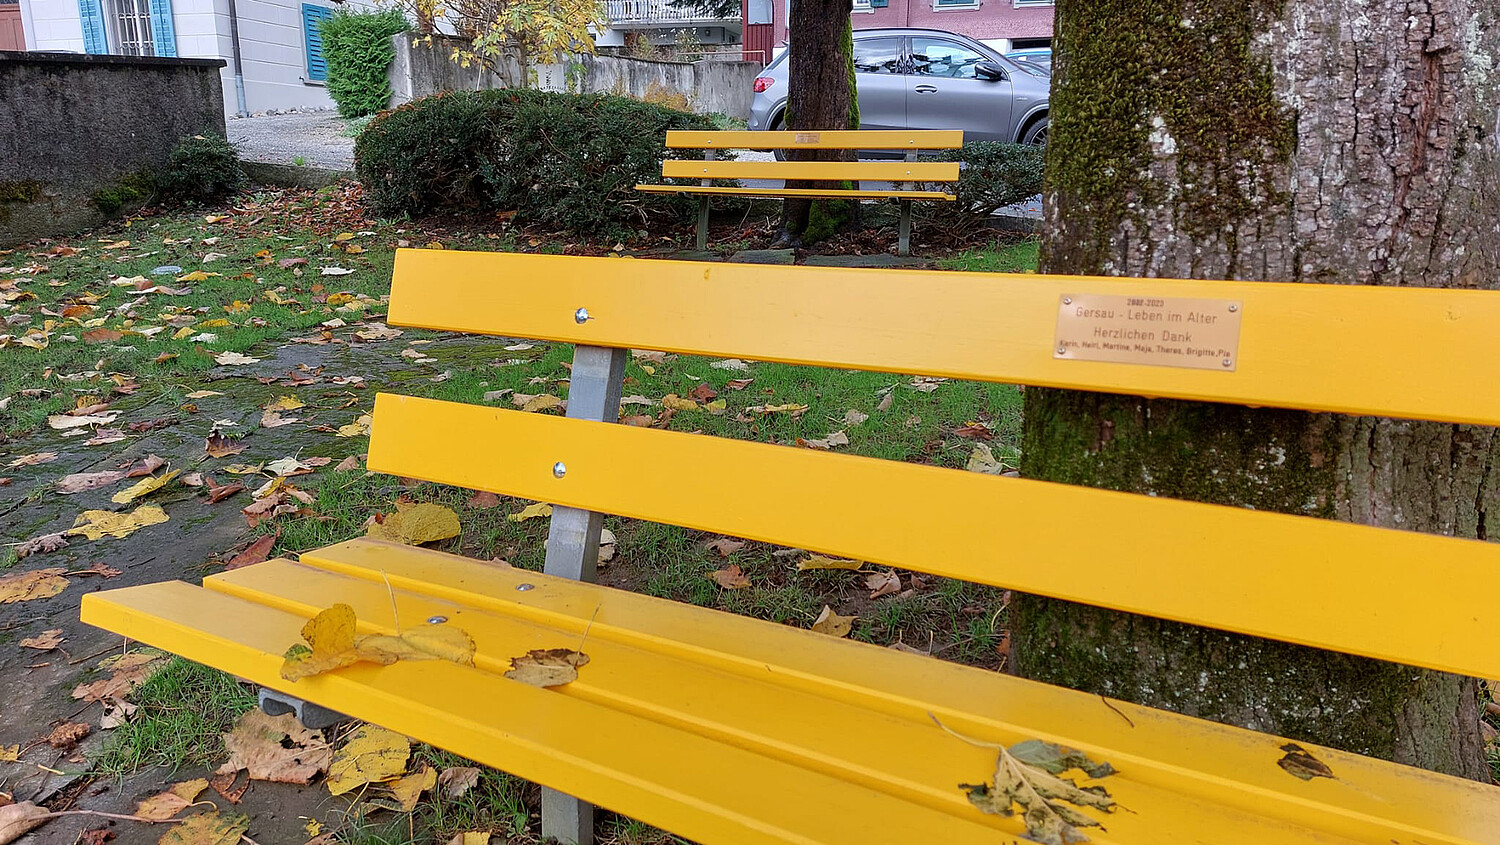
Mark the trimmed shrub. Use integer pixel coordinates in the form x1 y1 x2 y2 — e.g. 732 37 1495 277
321 10 409 118
356 89 716 234
155 134 245 204
920 141 1045 237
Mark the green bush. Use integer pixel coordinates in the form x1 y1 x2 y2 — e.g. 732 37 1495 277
356 89 716 235
321 10 409 118
155 134 245 204
920 141 1045 236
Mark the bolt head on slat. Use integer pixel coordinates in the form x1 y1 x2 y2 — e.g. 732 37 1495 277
516 583 535 592
553 462 567 478
427 615 448 624
574 307 589 324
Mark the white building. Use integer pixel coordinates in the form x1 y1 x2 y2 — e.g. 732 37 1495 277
15 0 373 115
594 0 740 50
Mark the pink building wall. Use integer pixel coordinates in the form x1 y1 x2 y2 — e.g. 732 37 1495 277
769 0 1053 50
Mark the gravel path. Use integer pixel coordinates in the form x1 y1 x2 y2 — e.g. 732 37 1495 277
227 111 356 171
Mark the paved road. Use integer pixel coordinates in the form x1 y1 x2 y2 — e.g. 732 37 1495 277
227 111 356 171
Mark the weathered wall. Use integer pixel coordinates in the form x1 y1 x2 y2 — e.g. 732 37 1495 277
0 51 226 247
388 34 759 119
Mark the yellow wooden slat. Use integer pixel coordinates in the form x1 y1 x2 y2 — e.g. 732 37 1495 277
635 184 955 200
662 159 959 182
665 129 964 150
367 394 1500 681
386 251 1500 427
80 549 1500 845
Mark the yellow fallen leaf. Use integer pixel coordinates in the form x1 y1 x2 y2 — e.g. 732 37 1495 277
67 504 169 540
156 809 249 845
507 502 552 523
327 725 410 796
175 270 218 282
172 326 196 340
265 395 305 411
0 568 69 603
797 555 864 571
705 398 727 415
337 413 372 437
0 744 19 762
111 469 181 504
305 820 323 837
135 778 209 820
334 232 356 242
811 605 855 638
220 463 265 475
446 834 490 845
966 443 1005 475
185 390 223 398
661 394 698 412
325 292 354 306
386 764 437 812
280 604 475 681
366 502 461 545
520 394 563 413
504 648 589 688
199 318 232 328
359 624 476 666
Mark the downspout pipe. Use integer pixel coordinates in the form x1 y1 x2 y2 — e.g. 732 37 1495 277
226 0 248 116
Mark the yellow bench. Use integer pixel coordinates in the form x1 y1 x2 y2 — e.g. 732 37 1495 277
635 129 962 255
83 251 1500 845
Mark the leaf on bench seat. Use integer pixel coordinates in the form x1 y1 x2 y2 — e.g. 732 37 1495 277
504 648 590 688
960 741 1117 845
280 603 476 681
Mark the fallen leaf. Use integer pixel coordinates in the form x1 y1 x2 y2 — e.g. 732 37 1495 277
661 394 698 412
19 629 64 650
280 603 476 681
504 648 589 688
216 709 331 784
438 767 481 799
56 470 126 493
798 430 849 450
126 454 167 476
810 605 855 638
709 564 751 589
1277 743 1335 781
225 533 277 570
71 650 167 701
508 502 552 523
185 390 223 399
961 740 1117 844
747 403 809 417
100 698 137 729
597 526 617 564
176 270 216 282
468 490 500 509
77 827 113 845
15 532 69 558
67 504 169 540
966 443 1006 475
797 555 864 572
445 834 490 845
321 267 354 276
367 502 461 545
334 455 362 472
48 411 118 429
0 801 50 844
111 470 180 504
82 328 125 344
336 414 372 437
205 432 247 458
156 810 249 845
876 392 894 412
327 725 410 796
213 352 259 366
206 481 245 503
844 409 870 426
865 570 901 599
7 452 58 468
710 358 750 372
46 721 89 749
386 764 436 811
135 778 209 820
689 383 718 402
0 568 69 603
517 394 563 413
706 537 745 557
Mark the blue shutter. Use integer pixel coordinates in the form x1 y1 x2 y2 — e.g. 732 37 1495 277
302 4 331 82
871 0 887 7
148 0 177 56
78 0 107 53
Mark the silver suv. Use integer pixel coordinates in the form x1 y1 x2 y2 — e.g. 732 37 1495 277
748 28 1050 146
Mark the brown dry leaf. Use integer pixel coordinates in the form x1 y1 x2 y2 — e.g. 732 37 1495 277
438 766 481 799
206 481 245 503
56 470 126 493
688 383 718 402
386 764 437 812
205 432 246 458
708 564 751 590
46 721 89 749
876 392 894 412
111 470 180 504
797 555 864 572
334 455 362 471
661 394 698 412
6 452 58 468
597 527 617 564
504 648 589 688
0 801 51 844
798 430 849 450
71 651 167 701
207 769 247 803
155 810 250 845
0 568 69 603
1276 743 1336 781
366 501 461 545
966 443 1005 475
706 537 745 557
865 570 902 599
67 504 169 540
507 502 552 523
135 778 209 820
327 725 410 796
19 629 64 650
82 328 125 344
47 411 118 429
126 454 167 477
225 533 277 570
844 409 870 426
468 490 500 509
260 409 298 428
810 606 855 638
15 532 69 558
217 709 332 784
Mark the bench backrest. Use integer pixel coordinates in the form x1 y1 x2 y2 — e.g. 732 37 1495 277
374 250 1500 682
659 129 963 183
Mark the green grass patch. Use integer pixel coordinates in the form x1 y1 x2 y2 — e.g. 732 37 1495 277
93 658 257 777
937 237 1040 274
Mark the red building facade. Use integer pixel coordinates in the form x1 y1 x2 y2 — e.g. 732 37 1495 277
747 0 1052 63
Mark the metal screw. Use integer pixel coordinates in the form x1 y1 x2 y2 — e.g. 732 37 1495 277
516 583 535 592
574 307 590 324
553 461 567 478
1222 358 1233 368
1056 346 1067 355
426 615 448 624
1228 304 1239 313
1062 297 1072 305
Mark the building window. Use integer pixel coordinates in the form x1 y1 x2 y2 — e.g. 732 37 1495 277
933 0 981 10
105 0 154 55
302 4 333 82
1013 0 1053 5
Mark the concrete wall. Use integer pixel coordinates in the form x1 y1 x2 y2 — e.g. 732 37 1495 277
0 51 226 246
389 34 760 119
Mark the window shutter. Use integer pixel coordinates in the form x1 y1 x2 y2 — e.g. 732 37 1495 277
148 0 177 56
77 0 107 53
302 4 331 82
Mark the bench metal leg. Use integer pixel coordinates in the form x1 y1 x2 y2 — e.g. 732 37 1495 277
257 688 349 730
898 199 913 257
695 196 710 251
539 343 627 845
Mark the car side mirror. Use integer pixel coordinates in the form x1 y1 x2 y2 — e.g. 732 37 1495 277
975 61 1006 81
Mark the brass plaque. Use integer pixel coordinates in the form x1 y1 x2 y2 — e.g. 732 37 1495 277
794 132 821 144
1054 294 1243 371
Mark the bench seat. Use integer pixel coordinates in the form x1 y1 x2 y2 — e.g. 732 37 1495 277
81 538 1500 845
635 184 957 201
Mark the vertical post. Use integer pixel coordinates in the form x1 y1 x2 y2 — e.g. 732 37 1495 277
696 148 716 251
898 148 918 257
539 342 627 845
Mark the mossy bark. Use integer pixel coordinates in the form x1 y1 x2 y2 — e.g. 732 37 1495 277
777 3 859 246
1019 0 1500 779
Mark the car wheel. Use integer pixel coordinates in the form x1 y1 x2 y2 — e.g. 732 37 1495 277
1021 116 1049 146
771 116 788 161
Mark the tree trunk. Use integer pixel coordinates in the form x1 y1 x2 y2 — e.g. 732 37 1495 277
1014 0 1500 780
776 0 859 246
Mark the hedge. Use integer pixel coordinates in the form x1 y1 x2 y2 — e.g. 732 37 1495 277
920 141 1045 237
321 10 409 119
355 89 716 235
